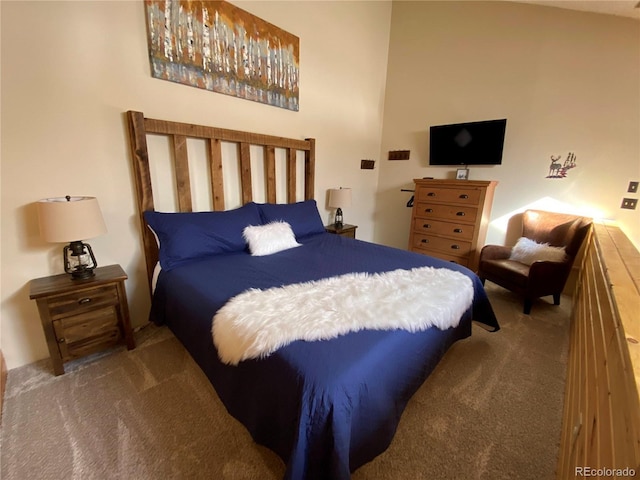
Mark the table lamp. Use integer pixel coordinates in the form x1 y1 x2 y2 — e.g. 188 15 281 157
37 196 107 279
328 188 352 229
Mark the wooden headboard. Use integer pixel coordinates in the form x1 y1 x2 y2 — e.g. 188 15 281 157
126 111 316 290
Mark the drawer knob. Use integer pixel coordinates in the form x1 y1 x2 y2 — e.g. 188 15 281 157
459 194 469 199
453 228 463 233
58 337 66 343
456 212 465 216
427 192 436 197
451 244 460 250
423 224 431 229
425 208 433 213
78 297 92 305
421 239 429 244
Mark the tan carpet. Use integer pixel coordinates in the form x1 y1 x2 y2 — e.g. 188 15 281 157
0 283 569 479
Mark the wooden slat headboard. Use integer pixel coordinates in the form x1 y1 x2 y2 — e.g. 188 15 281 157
126 111 316 290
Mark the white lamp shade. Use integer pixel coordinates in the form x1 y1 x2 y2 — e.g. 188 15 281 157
328 188 352 209
37 196 107 243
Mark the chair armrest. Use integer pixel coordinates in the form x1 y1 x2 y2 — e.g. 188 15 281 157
480 245 512 261
528 260 572 294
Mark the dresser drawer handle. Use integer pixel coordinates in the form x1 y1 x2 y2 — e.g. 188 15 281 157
425 208 433 213
456 212 465 216
421 239 429 244
451 244 461 250
423 224 431 229
459 194 469 199
453 228 463 233
78 297 92 305
427 192 436 197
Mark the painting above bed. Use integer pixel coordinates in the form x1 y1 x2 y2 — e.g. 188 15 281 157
144 0 300 111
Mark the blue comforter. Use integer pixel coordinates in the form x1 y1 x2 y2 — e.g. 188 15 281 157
150 233 499 479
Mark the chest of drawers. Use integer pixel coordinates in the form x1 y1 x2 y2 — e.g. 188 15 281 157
408 179 497 271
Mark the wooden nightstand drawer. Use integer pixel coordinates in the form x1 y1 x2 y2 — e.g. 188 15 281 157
53 306 122 360
416 186 482 205
411 218 475 241
47 284 119 319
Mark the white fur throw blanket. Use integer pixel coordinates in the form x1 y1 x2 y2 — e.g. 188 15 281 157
212 266 474 365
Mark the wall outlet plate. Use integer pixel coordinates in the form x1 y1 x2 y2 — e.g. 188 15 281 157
621 198 638 210
628 181 639 193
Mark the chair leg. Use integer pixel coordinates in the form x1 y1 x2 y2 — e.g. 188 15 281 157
523 299 532 315
553 293 560 305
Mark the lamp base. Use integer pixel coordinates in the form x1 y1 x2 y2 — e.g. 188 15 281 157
335 208 344 229
69 266 96 280
64 241 98 280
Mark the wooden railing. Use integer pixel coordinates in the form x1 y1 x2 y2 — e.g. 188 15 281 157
558 223 640 478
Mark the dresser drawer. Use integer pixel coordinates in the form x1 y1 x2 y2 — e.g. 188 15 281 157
416 186 482 205
47 285 119 319
412 218 475 241
410 244 469 266
413 202 479 224
412 248 469 267
410 233 473 257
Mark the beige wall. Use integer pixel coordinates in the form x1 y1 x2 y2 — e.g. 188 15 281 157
375 1 640 250
2 0 638 371
0 1 392 369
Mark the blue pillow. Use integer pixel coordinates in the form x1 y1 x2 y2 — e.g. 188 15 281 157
144 202 261 270
257 200 325 238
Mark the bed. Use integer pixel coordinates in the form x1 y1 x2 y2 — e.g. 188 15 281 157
126 111 499 479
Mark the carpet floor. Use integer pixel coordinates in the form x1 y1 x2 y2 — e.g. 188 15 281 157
0 282 570 479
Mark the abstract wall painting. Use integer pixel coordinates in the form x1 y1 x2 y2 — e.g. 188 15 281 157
144 0 300 111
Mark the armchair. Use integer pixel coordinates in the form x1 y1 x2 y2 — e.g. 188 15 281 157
478 209 592 314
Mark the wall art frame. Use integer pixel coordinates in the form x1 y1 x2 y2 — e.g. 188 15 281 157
144 0 300 111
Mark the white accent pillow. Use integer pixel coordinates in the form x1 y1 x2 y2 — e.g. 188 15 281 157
509 237 567 265
243 221 301 256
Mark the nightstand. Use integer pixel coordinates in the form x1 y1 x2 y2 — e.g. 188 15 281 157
29 264 135 375
325 223 357 239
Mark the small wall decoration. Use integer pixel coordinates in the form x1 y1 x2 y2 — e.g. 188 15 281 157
546 152 577 179
388 150 411 160
144 0 300 111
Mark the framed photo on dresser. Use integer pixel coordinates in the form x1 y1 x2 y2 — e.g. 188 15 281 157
456 168 469 180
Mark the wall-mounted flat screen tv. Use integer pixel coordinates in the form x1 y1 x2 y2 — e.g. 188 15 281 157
429 118 507 166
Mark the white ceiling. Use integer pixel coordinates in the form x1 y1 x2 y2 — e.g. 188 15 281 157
518 1 640 20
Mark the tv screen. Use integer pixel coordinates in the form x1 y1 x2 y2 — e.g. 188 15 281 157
429 119 507 166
